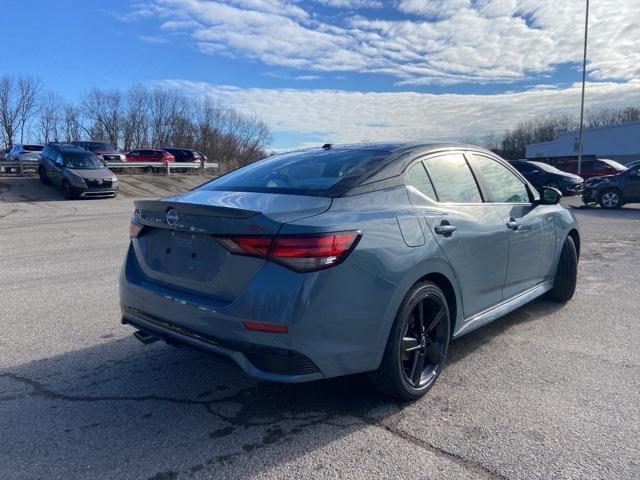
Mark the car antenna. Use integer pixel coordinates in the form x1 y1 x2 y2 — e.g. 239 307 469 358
322 143 332 150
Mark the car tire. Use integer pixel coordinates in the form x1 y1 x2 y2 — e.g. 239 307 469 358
62 180 75 200
369 281 450 400
547 235 577 302
599 189 622 209
39 166 50 185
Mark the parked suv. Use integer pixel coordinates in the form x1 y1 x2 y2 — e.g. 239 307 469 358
39 144 119 199
557 158 626 180
510 160 583 195
71 140 126 162
120 143 579 400
6 143 44 162
582 163 640 208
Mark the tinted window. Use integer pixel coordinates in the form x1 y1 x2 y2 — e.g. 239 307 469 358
424 153 482 203
24 145 43 152
203 149 389 196
511 162 534 174
472 155 529 203
406 162 436 199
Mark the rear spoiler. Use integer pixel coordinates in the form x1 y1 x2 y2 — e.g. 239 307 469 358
133 199 260 234
134 199 258 219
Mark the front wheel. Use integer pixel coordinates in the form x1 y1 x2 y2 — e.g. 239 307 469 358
39 166 50 185
599 189 622 209
62 180 75 200
547 236 578 302
369 282 451 400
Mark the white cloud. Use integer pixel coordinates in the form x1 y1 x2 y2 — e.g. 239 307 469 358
158 79 640 147
313 0 382 8
128 0 640 86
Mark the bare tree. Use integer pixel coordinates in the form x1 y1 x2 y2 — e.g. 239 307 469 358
38 91 64 143
0 75 41 147
81 88 123 147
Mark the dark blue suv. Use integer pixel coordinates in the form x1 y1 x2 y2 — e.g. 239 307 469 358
582 163 640 208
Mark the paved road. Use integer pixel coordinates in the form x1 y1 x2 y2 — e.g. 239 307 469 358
1 178 639 480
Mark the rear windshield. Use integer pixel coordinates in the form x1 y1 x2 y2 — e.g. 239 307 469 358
24 145 43 152
76 142 114 151
201 149 390 196
64 153 104 170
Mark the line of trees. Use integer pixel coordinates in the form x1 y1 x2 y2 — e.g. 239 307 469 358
484 106 640 159
0 75 271 170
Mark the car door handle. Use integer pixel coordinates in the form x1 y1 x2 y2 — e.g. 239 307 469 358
506 219 520 231
434 222 457 236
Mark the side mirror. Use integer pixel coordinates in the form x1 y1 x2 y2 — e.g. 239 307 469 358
538 186 562 205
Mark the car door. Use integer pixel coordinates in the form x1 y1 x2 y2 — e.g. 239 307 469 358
625 166 640 201
469 153 555 298
406 153 509 318
49 152 66 185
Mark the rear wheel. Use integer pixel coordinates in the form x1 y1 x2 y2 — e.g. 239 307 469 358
599 189 622 209
547 235 578 302
39 166 50 184
369 282 450 400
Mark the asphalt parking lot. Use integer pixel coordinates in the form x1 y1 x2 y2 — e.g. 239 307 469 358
1 176 639 480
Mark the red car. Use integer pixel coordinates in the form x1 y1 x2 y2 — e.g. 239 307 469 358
125 149 175 162
557 158 626 180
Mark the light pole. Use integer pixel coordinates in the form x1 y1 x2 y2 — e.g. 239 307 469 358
577 0 590 176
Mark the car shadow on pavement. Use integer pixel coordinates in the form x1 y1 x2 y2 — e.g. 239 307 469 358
0 176 69 202
0 337 399 480
0 297 563 479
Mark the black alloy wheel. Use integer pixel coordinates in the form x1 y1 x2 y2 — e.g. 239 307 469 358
370 282 451 400
400 292 449 390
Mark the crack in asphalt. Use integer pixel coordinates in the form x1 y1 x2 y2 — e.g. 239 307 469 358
1 371 505 479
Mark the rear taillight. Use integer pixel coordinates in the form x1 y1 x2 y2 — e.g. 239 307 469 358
217 231 361 272
130 211 144 238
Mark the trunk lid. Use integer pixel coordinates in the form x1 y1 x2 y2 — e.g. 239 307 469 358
131 190 332 301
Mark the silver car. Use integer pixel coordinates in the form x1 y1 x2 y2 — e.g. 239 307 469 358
120 143 579 399
39 143 118 199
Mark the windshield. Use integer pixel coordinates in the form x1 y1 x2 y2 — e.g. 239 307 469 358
201 148 390 196
64 153 104 170
529 161 566 174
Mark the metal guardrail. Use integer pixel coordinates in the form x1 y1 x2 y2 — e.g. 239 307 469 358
0 160 220 176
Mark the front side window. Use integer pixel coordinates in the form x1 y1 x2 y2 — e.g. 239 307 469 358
423 153 482 203
406 162 436 200
472 154 530 203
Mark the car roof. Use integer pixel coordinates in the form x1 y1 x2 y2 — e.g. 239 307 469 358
50 143 91 154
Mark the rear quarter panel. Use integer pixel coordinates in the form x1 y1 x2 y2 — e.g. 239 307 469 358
278 186 463 373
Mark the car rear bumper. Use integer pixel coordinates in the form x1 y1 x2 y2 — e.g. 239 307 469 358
121 306 322 382
119 243 396 382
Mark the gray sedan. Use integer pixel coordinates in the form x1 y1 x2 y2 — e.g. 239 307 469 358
120 143 579 399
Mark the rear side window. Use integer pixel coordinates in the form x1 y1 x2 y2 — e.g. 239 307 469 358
406 162 436 200
424 153 482 203
472 155 530 203
202 149 389 196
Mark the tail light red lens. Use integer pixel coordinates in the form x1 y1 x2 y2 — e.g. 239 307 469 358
217 231 361 272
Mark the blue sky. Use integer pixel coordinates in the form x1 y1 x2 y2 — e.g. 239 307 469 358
1 0 638 149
